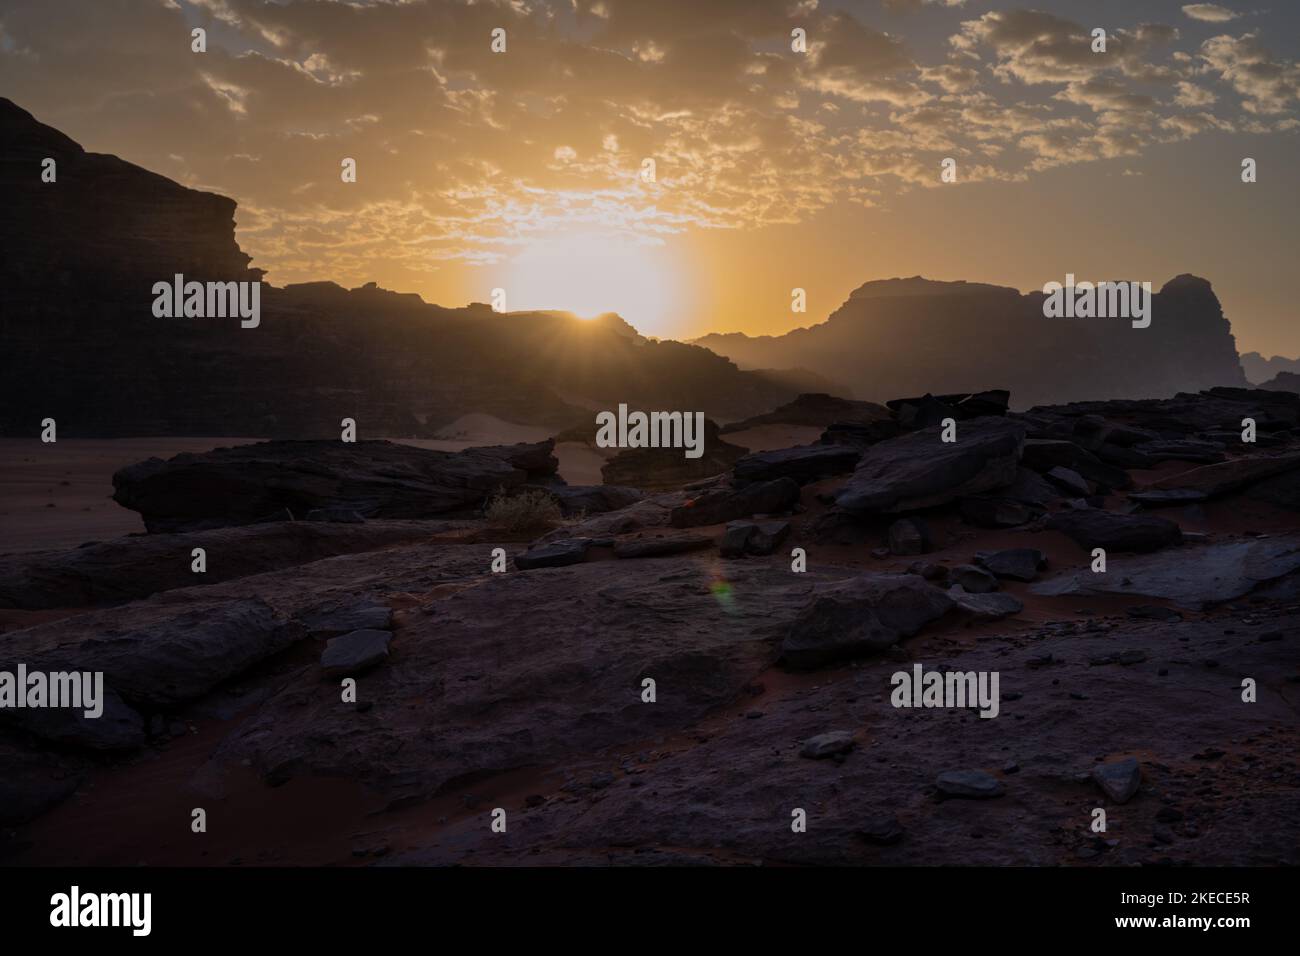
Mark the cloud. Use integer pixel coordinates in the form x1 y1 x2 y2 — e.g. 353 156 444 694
1181 4 1240 23
1200 32 1300 114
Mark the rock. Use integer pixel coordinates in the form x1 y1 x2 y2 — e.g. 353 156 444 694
1031 535 1300 609
858 815 904 845
888 517 931 556
1126 605 1183 622
1133 439 1226 464
720 393 892 433
515 538 593 569
782 573 954 668
1021 439 1130 490
1126 489 1209 507
936 770 1005 799
947 587 1024 621
0 597 301 710
321 629 393 677
959 496 1035 528
836 418 1026 515
547 485 643 517
670 477 800 528
1092 757 1142 803
0 732 89 824
800 731 856 759
1 684 146 752
601 419 747 491
746 520 791 556
719 522 756 558
732 444 861 486
1148 453 1300 498
974 548 1046 582
1046 466 1090 496
112 440 532 533
470 441 560 478
300 601 393 638
819 419 904 449
952 564 998 593
1047 510 1181 553
614 535 713 559
0 520 444 611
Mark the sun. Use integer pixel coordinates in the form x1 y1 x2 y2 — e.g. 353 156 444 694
503 234 680 334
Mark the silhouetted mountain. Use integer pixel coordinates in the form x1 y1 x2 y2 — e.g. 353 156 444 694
1260 371 1300 393
1241 351 1300 385
694 276 1248 409
0 98 810 438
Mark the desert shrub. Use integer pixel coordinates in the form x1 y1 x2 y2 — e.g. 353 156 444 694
484 488 562 531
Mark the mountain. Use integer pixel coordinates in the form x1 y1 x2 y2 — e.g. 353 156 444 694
0 98 809 438
1241 351 1300 385
693 276 1249 409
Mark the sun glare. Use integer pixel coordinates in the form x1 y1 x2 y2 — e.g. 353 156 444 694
503 235 679 334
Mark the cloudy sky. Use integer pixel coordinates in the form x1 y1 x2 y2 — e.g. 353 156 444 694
2 0 1298 354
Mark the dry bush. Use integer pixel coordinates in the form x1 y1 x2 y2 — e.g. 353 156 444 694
484 488 562 532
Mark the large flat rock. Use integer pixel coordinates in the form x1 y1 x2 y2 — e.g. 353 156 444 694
111 439 555 533
1031 535 1300 609
836 418 1025 514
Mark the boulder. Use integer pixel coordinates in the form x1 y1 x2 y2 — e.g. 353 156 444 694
952 564 998 593
614 535 713 559
836 419 1026 515
1048 510 1181 554
974 548 1046 582
947 587 1024 621
1092 757 1142 804
321 629 393 677
546 484 643 516
1031 535 1300 609
1148 453 1300 498
733 443 861 486
112 439 530 533
670 477 800 528
782 573 953 668
887 517 931 556
515 538 593 570
800 731 856 759
1020 439 1129 491
936 770 1005 799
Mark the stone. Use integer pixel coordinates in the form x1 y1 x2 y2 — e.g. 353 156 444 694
1048 510 1181 554
936 770 1005 799
719 522 756 558
974 548 1046 582
1148 453 1300 498
952 564 998 593
613 535 713 559
732 444 861 486
515 538 593 570
782 573 954 669
836 418 1026 515
670 477 800 528
1126 489 1209 507
1046 466 1090 496
746 520 791 556
1031 535 1300 609
301 601 393 638
947 587 1024 621
321 629 393 677
800 731 856 759
887 517 931 556
112 439 536 533
1092 757 1142 804
547 485 643 517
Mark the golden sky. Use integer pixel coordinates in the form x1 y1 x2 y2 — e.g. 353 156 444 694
3 0 1298 353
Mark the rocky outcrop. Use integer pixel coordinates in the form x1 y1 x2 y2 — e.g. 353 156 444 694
110 439 556 532
835 418 1026 514
694 276 1248 409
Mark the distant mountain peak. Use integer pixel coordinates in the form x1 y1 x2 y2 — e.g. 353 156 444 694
848 276 1017 300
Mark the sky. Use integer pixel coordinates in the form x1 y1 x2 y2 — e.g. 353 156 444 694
2 0 1298 355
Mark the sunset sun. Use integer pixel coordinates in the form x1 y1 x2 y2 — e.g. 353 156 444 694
503 234 682 333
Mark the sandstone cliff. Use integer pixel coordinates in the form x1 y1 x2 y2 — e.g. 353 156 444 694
693 276 1249 409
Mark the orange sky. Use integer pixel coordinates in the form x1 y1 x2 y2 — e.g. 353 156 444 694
2 0 1298 352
